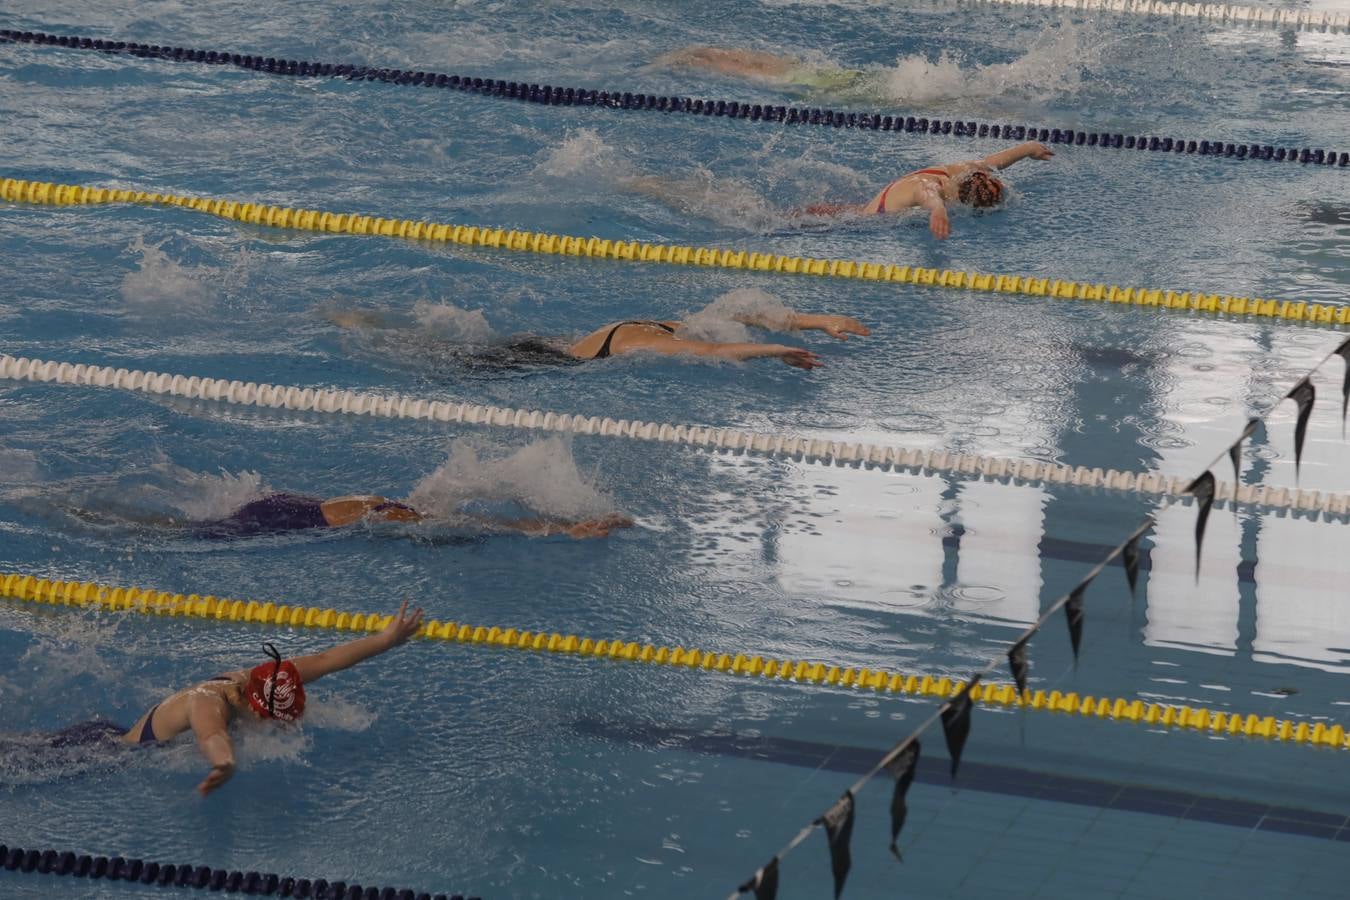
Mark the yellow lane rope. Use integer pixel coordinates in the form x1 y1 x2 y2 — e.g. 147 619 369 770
3 177 1346 328
3 571 1345 749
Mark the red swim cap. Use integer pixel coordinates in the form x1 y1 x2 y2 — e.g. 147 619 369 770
246 659 306 722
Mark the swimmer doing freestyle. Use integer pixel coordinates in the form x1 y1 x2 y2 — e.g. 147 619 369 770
198 492 630 540
46 603 425 795
332 306 869 371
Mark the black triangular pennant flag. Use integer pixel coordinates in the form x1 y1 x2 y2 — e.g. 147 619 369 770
1228 418 1259 485
886 740 921 860
1286 378 1315 477
1335 337 1350 436
815 790 855 899
940 675 981 779
737 857 780 900
1007 635 1031 696
1122 533 1142 597
1065 581 1089 664
1185 471 1216 580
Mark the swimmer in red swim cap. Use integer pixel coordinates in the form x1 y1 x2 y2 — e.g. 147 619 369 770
119 601 424 795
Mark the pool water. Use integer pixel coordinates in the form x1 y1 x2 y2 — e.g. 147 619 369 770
2 1 1349 898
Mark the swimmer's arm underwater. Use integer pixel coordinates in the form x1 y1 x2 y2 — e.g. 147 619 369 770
290 602 425 685
463 512 635 539
188 694 236 797
979 140 1054 170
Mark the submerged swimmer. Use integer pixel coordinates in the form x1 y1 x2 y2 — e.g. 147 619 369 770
45 603 424 795
652 46 868 95
331 308 869 371
799 141 1055 239
197 492 630 539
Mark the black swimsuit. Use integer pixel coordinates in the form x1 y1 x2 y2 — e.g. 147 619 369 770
592 321 676 359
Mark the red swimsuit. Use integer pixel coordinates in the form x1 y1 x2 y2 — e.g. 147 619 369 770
874 168 949 214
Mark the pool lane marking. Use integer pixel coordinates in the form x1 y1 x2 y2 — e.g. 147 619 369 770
2 571 1347 750
3 31 1348 166
3 177 1348 329
576 719 1350 841
4 353 1349 517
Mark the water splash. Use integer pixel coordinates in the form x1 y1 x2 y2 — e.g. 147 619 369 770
678 288 797 343
119 236 220 312
534 128 637 181
405 437 616 523
411 300 496 344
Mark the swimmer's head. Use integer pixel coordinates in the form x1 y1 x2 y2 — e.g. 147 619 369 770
245 644 306 722
370 500 421 523
958 171 1004 209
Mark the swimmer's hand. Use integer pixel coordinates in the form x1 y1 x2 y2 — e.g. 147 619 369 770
1026 141 1055 161
929 207 951 240
566 514 636 540
197 761 235 797
794 314 869 340
381 601 425 647
768 345 823 370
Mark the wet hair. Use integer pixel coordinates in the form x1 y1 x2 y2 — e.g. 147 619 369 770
958 171 1004 208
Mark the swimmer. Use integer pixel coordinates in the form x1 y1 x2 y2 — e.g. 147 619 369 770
331 308 869 371
198 492 632 539
98 601 421 795
800 141 1055 239
651 46 868 95
59 490 631 540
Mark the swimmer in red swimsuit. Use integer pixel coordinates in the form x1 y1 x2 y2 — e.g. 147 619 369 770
805 140 1055 239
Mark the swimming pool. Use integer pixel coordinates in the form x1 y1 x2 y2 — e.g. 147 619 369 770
2 1 1349 897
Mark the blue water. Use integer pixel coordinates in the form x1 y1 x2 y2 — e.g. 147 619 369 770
2 2 1349 898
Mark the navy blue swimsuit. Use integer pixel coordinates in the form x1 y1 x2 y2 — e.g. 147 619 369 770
200 492 328 537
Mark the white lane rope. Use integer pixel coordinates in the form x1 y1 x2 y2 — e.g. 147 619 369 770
3 354 1347 517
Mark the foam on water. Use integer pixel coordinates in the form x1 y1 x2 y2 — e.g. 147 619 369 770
677 287 797 344
119 236 220 313
411 300 496 345
405 437 617 523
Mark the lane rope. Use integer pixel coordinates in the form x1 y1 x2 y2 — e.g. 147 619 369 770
3 177 1347 328
0 842 475 899
1 30 1346 167
937 0 1348 30
3 571 1345 749
4 354 1348 517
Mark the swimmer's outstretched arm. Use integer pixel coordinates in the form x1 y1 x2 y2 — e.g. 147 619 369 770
733 312 870 339
980 141 1054 170
290 602 424 684
658 339 824 369
464 512 635 539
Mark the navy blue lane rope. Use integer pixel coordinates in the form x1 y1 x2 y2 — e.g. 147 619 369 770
2 28 1346 168
0 842 479 900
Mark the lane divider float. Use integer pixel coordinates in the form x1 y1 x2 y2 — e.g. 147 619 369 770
4 354 1348 516
937 0 1348 30
2 177 1347 328
0 841 475 899
1 31 1346 165
2 571 1347 749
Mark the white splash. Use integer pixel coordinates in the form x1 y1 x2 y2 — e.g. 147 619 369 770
119 237 219 312
412 300 496 344
534 128 635 180
678 288 797 343
406 437 615 522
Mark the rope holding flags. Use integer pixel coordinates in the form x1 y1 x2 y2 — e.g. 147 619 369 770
728 335 1349 900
